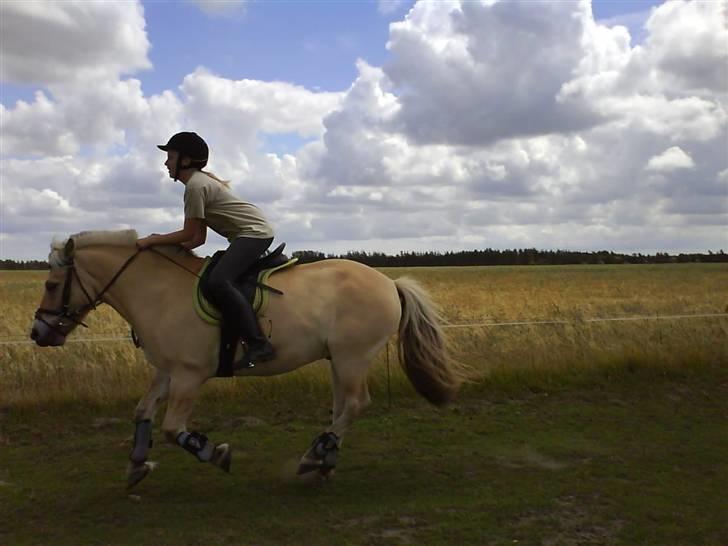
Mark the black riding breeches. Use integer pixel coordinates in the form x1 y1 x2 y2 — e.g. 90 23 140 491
205 236 273 342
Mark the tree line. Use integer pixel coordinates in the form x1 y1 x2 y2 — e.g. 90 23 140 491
291 249 727 267
1 259 50 270
1 249 725 270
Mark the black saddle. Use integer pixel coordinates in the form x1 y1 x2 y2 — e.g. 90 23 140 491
199 243 289 377
200 243 288 301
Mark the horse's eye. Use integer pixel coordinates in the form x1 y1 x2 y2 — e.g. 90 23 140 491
45 280 59 291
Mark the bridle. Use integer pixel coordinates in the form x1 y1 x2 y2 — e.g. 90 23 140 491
34 246 200 338
34 249 145 335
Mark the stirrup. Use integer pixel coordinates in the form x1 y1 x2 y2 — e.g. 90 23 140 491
234 342 275 370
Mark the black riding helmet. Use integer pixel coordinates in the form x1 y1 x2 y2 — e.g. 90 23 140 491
158 132 209 180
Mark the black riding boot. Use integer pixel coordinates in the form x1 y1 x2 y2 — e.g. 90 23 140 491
235 300 275 369
205 236 276 370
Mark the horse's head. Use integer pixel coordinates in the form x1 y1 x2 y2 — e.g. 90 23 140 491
30 229 139 346
30 237 89 346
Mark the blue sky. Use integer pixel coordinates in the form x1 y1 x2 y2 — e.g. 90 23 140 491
143 1 397 94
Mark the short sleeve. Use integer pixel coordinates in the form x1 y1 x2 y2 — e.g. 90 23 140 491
184 183 206 219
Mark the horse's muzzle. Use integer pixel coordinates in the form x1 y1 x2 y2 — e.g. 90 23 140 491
30 319 66 347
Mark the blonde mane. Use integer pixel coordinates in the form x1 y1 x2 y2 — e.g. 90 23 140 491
48 229 198 269
69 229 139 249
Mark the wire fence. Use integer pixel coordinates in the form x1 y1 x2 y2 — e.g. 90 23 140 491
441 312 728 329
3 312 727 346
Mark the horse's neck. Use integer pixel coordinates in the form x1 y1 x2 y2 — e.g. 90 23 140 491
77 246 202 327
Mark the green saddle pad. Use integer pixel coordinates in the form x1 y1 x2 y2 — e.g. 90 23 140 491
193 258 298 325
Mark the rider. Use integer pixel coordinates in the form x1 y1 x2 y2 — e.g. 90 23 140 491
137 131 276 367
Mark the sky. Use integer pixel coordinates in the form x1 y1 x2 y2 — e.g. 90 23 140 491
1 0 726 260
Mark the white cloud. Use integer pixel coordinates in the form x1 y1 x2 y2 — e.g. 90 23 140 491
562 1 727 139
384 0 604 145
301 61 401 188
180 68 343 146
646 146 695 172
0 1 166 159
0 92 76 156
642 0 728 94
1 80 184 159
12 188 71 214
0 1 151 86
1 79 168 158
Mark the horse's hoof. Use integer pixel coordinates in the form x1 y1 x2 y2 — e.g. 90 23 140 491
296 461 320 476
212 443 232 473
319 467 336 479
296 459 335 480
126 461 157 490
296 466 326 485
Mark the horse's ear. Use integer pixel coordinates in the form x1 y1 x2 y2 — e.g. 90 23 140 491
64 238 75 260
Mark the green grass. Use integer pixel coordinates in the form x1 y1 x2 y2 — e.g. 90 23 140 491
2 264 727 544
2 364 727 545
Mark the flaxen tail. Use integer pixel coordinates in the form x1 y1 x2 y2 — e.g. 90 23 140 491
395 277 468 406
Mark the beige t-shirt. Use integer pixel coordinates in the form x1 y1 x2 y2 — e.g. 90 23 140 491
183 171 274 241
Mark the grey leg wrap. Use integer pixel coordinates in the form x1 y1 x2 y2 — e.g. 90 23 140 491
129 419 153 464
176 431 215 462
297 432 340 475
313 432 340 463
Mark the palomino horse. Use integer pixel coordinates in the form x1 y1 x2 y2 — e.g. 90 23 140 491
31 230 466 488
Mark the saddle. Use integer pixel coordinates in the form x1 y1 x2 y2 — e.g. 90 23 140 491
195 243 298 377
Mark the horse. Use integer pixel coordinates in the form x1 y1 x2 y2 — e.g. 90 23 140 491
30 229 467 488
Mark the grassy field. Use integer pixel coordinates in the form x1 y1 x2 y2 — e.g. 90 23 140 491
2 264 726 406
1 264 727 544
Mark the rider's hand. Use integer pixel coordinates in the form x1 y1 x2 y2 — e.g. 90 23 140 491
136 236 156 249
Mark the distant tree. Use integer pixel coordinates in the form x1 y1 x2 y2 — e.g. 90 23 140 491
2 249 726 270
0 259 49 270
291 250 327 264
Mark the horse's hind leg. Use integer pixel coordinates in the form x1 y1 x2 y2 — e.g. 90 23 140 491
297 355 371 478
161 370 232 474
127 369 170 489
330 360 371 433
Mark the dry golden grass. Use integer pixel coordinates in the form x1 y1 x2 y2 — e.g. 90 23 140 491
2 264 727 408
404 265 727 385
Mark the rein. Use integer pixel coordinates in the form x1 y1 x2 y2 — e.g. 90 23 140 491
148 247 201 278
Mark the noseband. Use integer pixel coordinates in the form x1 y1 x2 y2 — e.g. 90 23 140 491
35 249 145 335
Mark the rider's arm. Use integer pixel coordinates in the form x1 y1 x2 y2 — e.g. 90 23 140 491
181 219 207 249
138 218 206 249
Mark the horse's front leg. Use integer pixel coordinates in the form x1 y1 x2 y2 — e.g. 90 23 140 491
161 370 232 474
127 369 170 489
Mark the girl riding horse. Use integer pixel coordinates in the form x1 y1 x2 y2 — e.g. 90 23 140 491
136 132 275 368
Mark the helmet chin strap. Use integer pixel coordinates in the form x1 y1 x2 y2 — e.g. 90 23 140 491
173 155 192 182
174 155 183 182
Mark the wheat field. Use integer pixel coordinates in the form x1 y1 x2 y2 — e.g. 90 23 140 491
2 264 727 408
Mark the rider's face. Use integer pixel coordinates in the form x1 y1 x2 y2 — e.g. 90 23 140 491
164 151 191 179
164 151 179 179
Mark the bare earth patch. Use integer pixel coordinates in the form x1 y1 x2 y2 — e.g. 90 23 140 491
512 495 626 545
493 445 570 471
